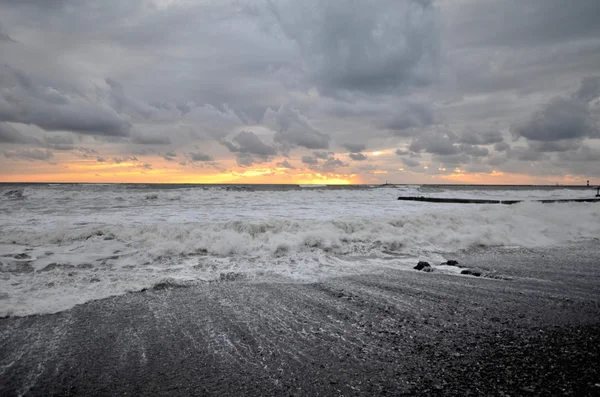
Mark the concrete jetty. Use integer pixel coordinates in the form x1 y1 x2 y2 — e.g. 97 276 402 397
397 197 600 204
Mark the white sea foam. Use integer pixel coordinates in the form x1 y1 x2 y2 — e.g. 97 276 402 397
1 184 598 316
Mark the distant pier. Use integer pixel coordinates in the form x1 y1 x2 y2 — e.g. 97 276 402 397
397 197 600 205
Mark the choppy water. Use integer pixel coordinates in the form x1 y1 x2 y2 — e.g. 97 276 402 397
1 183 599 316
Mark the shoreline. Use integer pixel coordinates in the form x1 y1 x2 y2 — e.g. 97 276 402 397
1 243 599 396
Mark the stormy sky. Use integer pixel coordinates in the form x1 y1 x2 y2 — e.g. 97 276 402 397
0 0 599 184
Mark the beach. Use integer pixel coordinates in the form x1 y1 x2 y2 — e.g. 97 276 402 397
2 242 599 396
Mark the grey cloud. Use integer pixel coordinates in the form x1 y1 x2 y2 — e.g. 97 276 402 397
494 142 510 152
379 103 435 133
506 147 546 162
0 123 38 144
96 157 106 162
320 157 347 172
395 149 410 156
301 151 347 172
301 155 318 165
3 148 53 161
459 144 489 157
343 143 365 153
313 151 332 160
573 76 600 104
433 153 471 166
452 0 600 49
223 131 277 157
0 65 132 137
528 140 583 153
0 20 16 42
510 96 598 141
557 146 600 162
43 134 74 150
265 104 330 150
269 0 439 95
163 151 177 161
132 148 155 156
459 129 504 145
276 159 295 169
131 131 171 145
112 156 138 164
487 155 508 166
236 153 256 168
349 153 367 161
188 152 213 162
402 158 420 168
410 132 460 156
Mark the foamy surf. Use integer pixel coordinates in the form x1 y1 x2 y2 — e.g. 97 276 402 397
1 184 598 316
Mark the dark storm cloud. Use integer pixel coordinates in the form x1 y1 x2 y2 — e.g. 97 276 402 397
268 0 439 96
349 153 367 161
511 96 598 142
3 148 53 161
1 0 599 181
343 143 366 153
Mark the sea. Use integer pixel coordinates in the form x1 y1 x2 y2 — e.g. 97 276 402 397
1 183 599 317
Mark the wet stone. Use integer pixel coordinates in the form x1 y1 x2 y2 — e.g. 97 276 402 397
461 269 482 277
414 261 432 271
1 263 34 274
220 272 245 281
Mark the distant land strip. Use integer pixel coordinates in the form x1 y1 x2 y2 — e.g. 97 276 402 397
425 184 596 188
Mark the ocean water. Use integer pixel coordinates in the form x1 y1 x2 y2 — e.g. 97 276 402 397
1 183 599 317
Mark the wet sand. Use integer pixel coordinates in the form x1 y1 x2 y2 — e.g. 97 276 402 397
1 243 599 396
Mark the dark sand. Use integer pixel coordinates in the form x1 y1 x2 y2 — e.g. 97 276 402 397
1 243 599 396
